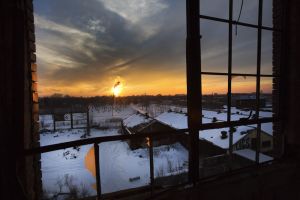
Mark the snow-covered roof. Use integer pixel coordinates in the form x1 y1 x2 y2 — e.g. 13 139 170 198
199 126 255 149
155 110 272 149
233 149 273 163
155 111 231 129
261 122 273 136
203 110 249 122
155 112 188 129
156 108 273 129
246 122 273 136
39 114 53 121
259 111 272 118
223 107 273 119
123 113 152 128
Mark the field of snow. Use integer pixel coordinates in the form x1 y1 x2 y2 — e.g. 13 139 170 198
40 128 188 197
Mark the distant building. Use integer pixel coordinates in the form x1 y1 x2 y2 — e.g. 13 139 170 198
154 111 273 157
122 112 188 149
235 96 266 109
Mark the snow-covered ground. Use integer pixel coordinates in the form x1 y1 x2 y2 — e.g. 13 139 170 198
40 128 188 197
40 129 118 197
39 104 273 198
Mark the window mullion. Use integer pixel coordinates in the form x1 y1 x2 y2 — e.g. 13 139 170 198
228 0 233 157
186 0 201 184
255 0 263 164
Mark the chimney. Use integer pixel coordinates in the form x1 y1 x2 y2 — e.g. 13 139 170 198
221 131 228 139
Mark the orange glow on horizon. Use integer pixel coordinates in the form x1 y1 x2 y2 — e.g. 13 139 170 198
37 74 272 97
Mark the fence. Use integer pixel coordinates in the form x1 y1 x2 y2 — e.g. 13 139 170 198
24 117 275 199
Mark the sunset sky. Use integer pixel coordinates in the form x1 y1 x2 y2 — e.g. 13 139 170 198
34 0 273 97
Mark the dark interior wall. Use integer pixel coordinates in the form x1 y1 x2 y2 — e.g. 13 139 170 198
0 0 40 199
284 0 300 151
153 163 300 200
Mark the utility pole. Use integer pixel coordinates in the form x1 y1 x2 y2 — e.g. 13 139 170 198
112 94 115 116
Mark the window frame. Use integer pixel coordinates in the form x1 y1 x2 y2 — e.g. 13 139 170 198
24 0 283 198
185 0 281 183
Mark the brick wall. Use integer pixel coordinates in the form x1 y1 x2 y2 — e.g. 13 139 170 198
272 0 284 157
282 0 300 154
0 0 41 199
27 0 42 198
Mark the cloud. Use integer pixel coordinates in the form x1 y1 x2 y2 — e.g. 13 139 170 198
99 0 168 24
86 19 106 33
33 0 273 96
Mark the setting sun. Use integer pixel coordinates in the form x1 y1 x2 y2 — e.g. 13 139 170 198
112 81 123 97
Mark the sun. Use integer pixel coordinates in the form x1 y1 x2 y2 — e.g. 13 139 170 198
112 81 122 97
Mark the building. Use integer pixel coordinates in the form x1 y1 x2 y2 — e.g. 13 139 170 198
123 112 189 149
155 111 273 157
235 96 266 109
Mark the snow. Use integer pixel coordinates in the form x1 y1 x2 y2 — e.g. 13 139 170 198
39 114 53 122
40 129 119 196
89 106 135 126
245 122 273 136
39 115 54 130
223 106 252 116
130 104 148 115
74 113 85 120
199 126 255 149
40 128 188 196
99 142 187 193
233 149 273 163
203 111 239 122
155 111 259 150
123 113 152 128
39 104 273 197
259 111 272 118
155 112 188 129
155 111 217 129
155 109 273 137
223 106 273 119
155 108 272 131
261 122 273 136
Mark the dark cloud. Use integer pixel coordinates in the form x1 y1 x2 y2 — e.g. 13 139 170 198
34 0 273 96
